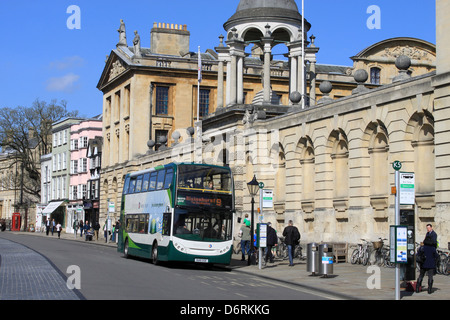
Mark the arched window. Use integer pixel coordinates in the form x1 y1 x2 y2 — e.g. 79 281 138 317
298 138 315 201
414 123 435 195
369 129 389 196
330 130 349 200
275 151 286 203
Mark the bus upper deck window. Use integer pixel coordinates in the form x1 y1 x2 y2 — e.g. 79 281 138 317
164 169 174 189
142 173 150 192
135 175 143 193
123 176 131 194
149 172 157 191
128 178 137 194
156 170 166 190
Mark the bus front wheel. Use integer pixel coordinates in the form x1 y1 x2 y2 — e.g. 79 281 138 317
151 242 159 265
124 239 130 259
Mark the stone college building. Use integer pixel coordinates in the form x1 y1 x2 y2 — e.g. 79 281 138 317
97 0 450 247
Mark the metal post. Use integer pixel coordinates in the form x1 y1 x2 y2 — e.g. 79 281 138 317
395 170 400 300
249 197 255 266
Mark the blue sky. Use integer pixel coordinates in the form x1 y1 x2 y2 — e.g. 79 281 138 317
0 0 436 118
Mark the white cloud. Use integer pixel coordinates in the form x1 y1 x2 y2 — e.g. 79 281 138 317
46 73 80 93
49 56 85 70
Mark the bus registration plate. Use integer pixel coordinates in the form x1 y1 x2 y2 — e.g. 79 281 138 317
195 258 209 263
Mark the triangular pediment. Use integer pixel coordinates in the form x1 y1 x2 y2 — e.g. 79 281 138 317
97 51 130 90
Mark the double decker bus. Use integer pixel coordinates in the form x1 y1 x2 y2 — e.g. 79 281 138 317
118 163 234 265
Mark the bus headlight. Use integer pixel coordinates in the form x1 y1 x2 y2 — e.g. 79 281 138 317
220 246 230 254
174 242 186 252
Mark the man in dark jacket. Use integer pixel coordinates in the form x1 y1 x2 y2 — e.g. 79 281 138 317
265 222 278 264
416 236 438 294
425 224 438 248
283 220 300 266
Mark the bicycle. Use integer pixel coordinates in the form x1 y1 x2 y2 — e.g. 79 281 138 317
274 236 303 262
295 243 305 261
370 238 391 267
233 237 242 255
275 236 288 260
351 239 371 265
382 243 395 268
436 248 450 275
415 242 422 272
443 252 450 275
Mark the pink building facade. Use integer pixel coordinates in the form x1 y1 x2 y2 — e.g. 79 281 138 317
67 118 102 232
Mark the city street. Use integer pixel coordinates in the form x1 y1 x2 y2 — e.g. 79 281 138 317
0 232 335 302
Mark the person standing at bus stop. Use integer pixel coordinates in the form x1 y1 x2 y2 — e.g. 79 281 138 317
239 216 251 262
425 224 438 248
265 222 277 264
416 235 438 294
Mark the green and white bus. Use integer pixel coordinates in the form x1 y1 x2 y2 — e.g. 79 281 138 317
118 163 235 265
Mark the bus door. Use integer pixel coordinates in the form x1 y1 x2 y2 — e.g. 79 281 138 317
162 210 172 237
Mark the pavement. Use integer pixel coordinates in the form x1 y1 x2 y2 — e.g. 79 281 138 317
2 230 450 300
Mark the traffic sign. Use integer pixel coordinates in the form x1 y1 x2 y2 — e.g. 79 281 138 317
259 182 265 189
392 161 402 171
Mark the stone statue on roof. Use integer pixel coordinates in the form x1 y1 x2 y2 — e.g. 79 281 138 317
117 19 127 47
133 30 142 58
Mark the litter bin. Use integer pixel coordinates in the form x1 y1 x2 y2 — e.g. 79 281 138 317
319 243 334 277
307 243 320 275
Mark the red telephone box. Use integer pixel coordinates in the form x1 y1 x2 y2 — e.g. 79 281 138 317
11 213 21 231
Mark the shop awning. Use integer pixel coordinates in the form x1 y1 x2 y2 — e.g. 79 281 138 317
42 201 64 215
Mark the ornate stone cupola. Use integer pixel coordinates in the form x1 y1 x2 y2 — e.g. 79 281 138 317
216 0 314 108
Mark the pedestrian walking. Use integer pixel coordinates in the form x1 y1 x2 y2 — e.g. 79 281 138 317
46 219 50 236
51 219 55 236
239 217 251 262
416 235 438 294
111 224 116 242
282 220 300 266
425 224 438 248
79 220 84 237
94 221 100 240
84 221 91 241
56 222 62 239
73 220 78 238
265 222 277 264
103 222 108 242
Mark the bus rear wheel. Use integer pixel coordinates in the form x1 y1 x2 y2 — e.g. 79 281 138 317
151 242 159 265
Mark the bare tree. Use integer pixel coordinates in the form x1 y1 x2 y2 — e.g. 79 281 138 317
0 99 79 200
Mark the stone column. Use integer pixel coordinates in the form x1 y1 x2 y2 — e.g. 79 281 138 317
290 54 298 94
261 37 273 104
215 36 228 109
226 38 245 106
287 41 302 105
298 56 305 102
309 59 316 106
230 54 237 105
237 56 244 104
217 60 224 108
226 59 231 106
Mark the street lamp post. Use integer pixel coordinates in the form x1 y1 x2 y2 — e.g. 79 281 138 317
247 175 260 266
